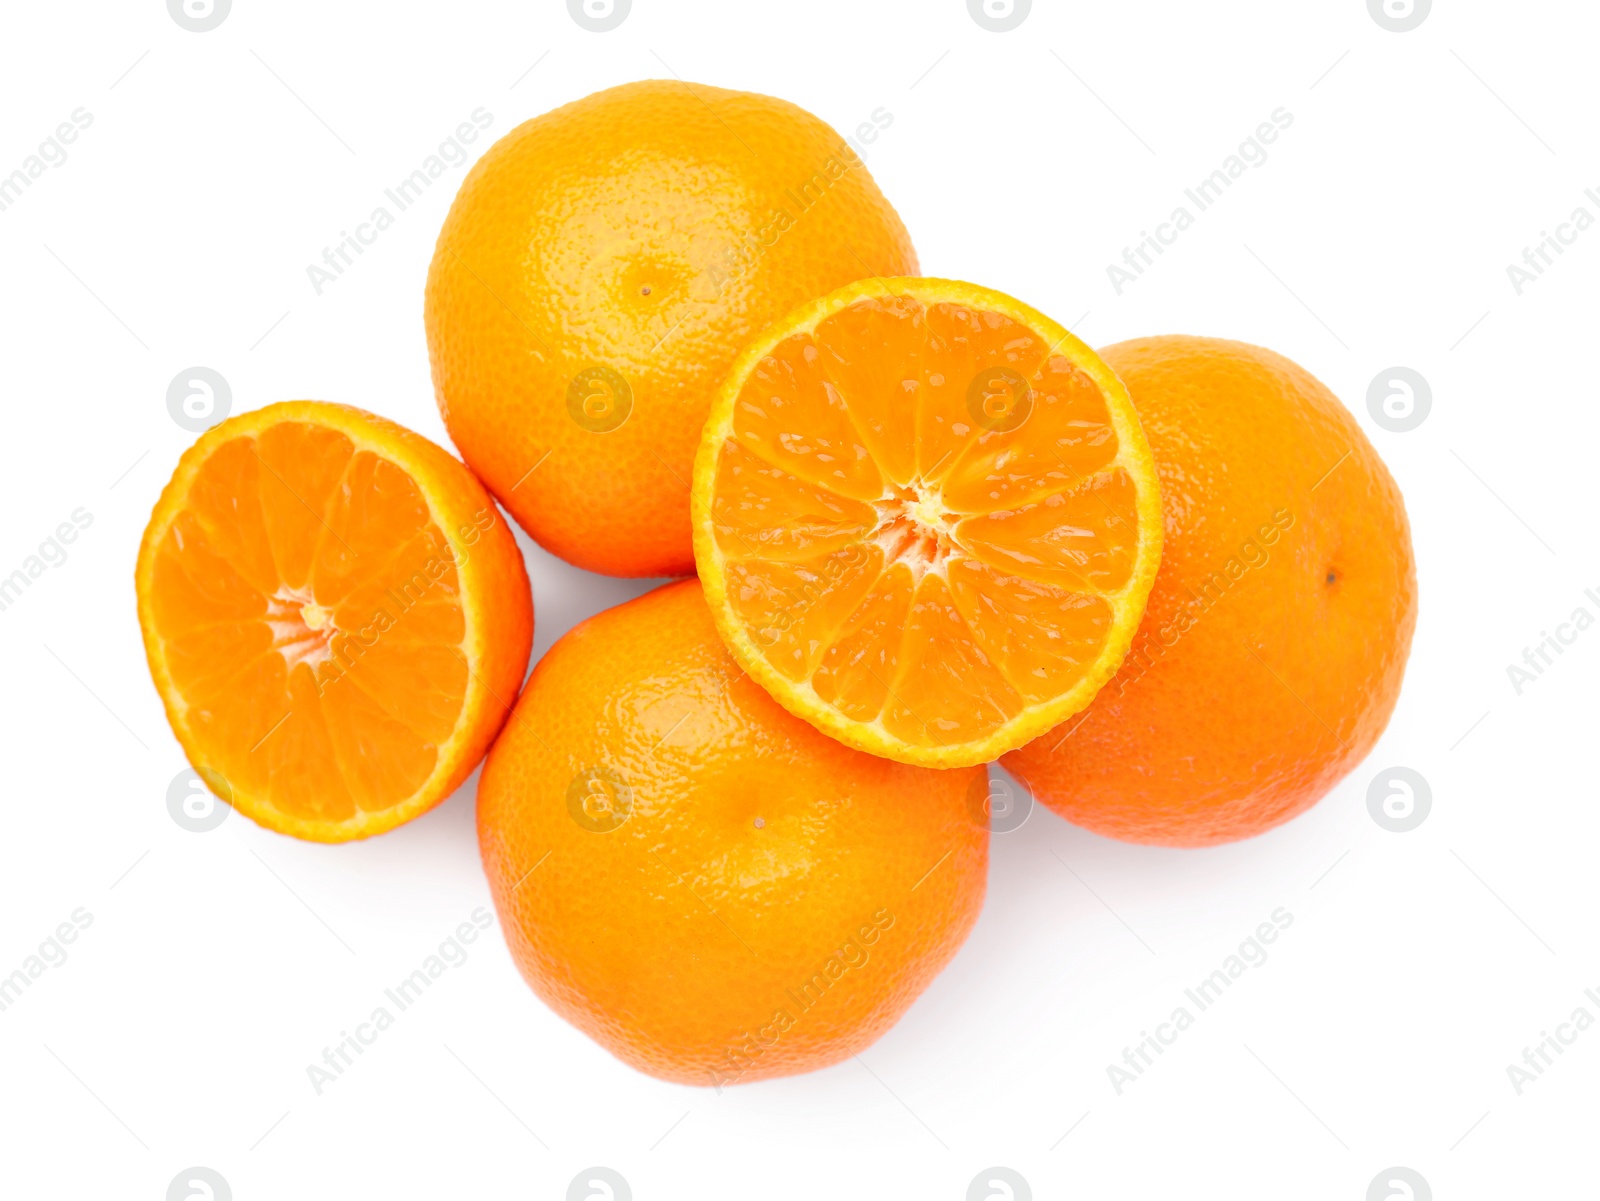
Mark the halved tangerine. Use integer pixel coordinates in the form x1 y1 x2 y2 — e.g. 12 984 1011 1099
136 401 533 841
692 278 1162 768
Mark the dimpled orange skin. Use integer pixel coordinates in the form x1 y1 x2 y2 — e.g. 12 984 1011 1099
1003 337 1417 847
478 580 986 1086
425 81 919 578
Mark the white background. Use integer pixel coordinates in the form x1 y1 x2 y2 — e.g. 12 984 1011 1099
1 1 1594 1198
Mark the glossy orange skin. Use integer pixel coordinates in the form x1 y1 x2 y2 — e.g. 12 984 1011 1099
1003 337 1417 846
426 81 919 578
478 580 986 1085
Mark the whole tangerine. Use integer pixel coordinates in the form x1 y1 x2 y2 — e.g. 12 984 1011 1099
1004 336 1417 846
477 580 987 1085
426 81 918 577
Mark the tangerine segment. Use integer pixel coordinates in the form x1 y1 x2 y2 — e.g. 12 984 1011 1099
137 401 533 842
693 278 1162 768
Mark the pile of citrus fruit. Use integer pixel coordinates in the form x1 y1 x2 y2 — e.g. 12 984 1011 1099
136 81 1416 1086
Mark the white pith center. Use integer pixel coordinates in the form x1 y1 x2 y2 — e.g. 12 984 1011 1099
873 481 960 580
266 585 337 671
